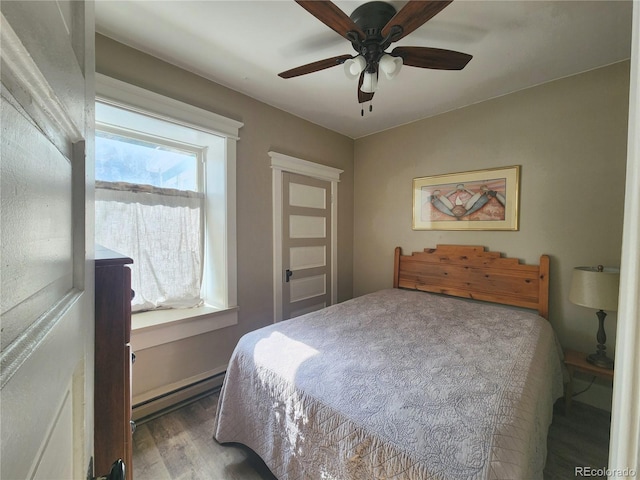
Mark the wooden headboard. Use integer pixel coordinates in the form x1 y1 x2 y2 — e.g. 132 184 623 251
393 245 550 319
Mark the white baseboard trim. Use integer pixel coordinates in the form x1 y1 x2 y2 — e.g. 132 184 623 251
132 367 226 422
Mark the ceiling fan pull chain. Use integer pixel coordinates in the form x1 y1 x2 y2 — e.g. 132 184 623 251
360 101 373 117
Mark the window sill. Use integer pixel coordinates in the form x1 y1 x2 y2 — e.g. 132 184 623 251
131 305 238 350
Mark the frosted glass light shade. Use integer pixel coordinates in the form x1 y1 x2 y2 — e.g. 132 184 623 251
344 56 366 80
360 71 378 93
569 266 620 311
379 54 403 79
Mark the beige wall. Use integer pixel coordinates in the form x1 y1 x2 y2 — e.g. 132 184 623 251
353 61 630 410
95 35 354 406
97 33 629 412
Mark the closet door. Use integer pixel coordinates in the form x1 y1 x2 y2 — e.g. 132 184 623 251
282 173 332 320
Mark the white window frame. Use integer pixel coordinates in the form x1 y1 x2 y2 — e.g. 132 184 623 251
95 74 243 349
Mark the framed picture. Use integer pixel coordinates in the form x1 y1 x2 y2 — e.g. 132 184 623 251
412 165 520 231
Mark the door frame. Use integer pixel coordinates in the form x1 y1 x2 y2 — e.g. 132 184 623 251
609 2 640 474
270 151 343 322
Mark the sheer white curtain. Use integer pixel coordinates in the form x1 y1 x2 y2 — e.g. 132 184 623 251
95 182 204 312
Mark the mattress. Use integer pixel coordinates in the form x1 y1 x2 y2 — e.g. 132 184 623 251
213 289 565 479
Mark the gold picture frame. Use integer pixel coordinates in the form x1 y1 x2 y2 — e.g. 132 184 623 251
412 166 520 231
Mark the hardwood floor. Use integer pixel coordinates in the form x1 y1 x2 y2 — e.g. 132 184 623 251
132 393 276 480
133 392 610 480
543 400 611 480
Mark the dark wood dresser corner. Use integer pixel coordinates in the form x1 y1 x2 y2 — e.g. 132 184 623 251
94 245 134 479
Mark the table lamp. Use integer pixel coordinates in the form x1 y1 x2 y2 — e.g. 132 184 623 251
569 265 620 369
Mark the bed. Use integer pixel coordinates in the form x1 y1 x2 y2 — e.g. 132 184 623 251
214 245 565 479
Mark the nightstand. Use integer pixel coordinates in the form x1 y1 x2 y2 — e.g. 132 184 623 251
564 349 614 411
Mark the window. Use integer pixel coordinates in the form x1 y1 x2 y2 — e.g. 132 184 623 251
95 74 243 342
96 130 199 189
95 126 205 312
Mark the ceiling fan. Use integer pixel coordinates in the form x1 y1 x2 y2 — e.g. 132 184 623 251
278 0 472 111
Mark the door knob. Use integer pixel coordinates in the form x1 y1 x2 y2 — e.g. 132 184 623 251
285 269 293 282
94 459 125 480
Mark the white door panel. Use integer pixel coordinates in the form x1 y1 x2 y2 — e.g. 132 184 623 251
289 215 326 238
290 274 327 303
0 96 75 351
289 183 326 209
2 301 86 479
290 245 326 270
1 2 94 479
33 391 74 480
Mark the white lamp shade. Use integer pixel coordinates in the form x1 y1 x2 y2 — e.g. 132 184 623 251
360 71 378 93
344 56 366 80
379 54 403 79
569 266 620 311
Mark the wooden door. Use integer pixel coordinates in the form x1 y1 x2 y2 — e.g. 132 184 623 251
282 173 332 320
1 2 95 479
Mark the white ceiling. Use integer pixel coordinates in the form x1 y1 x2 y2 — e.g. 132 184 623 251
95 1 633 139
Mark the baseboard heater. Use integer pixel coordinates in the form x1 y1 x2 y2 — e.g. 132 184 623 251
132 371 226 424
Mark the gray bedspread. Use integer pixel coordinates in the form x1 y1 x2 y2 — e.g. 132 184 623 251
214 289 565 479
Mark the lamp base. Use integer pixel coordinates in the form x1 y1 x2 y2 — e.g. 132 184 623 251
585 309 614 370
587 352 614 370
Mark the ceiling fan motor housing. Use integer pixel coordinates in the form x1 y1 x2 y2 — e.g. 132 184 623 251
349 1 398 71
349 1 397 38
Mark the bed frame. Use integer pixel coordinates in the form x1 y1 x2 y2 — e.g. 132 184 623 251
393 244 550 319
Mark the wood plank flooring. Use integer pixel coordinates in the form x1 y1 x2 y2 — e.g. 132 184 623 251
132 393 276 480
543 400 611 479
133 392 610 480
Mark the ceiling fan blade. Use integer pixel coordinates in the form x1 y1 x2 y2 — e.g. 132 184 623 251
296 1 365 41
358 72 374 104
381 0 453 41
392 46 472 70
279 54 353 79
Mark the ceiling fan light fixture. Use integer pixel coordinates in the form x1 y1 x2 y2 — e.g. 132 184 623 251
379 54 403 80
280 1 471 106
344 55 366 80
360 71 378 93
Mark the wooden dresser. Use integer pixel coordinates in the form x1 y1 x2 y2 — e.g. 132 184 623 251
95 246 134 479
